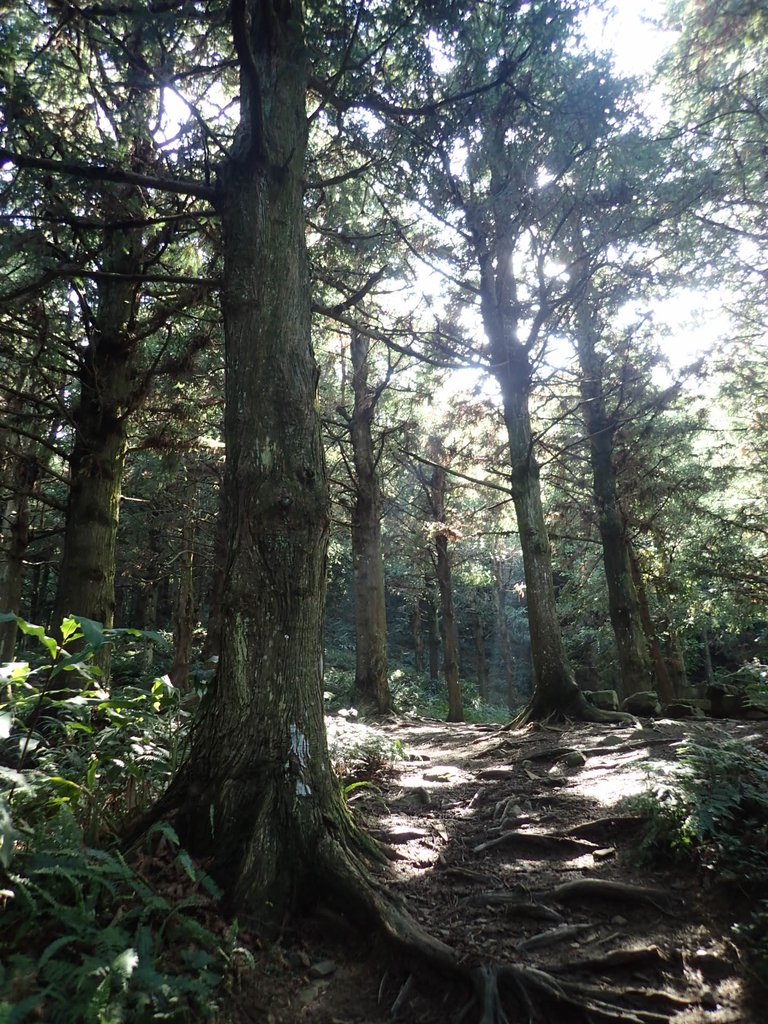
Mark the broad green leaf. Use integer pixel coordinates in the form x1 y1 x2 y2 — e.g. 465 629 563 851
13 618 57 661
59 616 83 643
72 615 107 650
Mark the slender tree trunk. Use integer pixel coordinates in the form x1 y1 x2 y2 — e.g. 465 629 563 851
348 330 391 713
201 473 227 663
435 533 463 722
411 599 424 675
628 545 676 703
574 301 654 698
0 451 37 661
170 519 196 692
493 557 517 710
487 336 581 718
426 593 440 685
472 596 489 701
427 449 463 722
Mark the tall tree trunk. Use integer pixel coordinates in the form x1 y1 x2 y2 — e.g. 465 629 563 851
426 593 440 684
427 448 463 723
170 519 196 692
142 2 362 924
411 599 424 675
0 449 37 661
486 334 581 718
52 200 141 651
201 473 227 663
493 556 517 710
628 545 676 704
348 330 391 713
574 300 654 698
472 596 489 701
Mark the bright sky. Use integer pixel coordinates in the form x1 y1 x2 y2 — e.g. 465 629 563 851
582 0 732 375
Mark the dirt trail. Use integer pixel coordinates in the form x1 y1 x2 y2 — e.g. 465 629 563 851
247 716 766 1024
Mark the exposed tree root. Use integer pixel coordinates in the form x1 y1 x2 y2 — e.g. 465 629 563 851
555 946 670 972
473 830 597 856
564 814 647 839
460 893 564 924
549 878 679 915
315 834 683 1023
512 692 636 728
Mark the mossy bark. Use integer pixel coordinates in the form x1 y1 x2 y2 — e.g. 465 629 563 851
139 0 374 924
574 301 655 698
52 203 141 641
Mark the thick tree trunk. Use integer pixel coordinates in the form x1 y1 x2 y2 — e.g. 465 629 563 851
348 330 391 713
574 306 654 698
139 2 368 925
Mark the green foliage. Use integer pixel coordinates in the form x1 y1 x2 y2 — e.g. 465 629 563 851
1 618 190 839
325 709 403 782
0 618 235 1022
625 737 768 883
0 811 231 1024
388 669 510 724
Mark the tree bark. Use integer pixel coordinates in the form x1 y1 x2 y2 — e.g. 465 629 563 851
139 1 368 925
471 596 489 701
426 446 463 723
0 450 37 661
51 211 139 646
573 299 655 698
348 330 391 713
169 518 196 692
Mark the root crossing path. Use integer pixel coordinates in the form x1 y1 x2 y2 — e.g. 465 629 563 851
243 715 766 1023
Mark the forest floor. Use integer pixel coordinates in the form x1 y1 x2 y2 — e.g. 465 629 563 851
234 714 768 1024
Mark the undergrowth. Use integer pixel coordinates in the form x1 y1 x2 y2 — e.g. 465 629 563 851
0 615 236 1024
625 736 768 984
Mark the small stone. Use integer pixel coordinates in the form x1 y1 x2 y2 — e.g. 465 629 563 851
585 689 620 711
309 959 337 979
611 915 628 926
423 766 459 781
701 990 718 1010
593 847 616 860
621 691 662 716
560 750 587 768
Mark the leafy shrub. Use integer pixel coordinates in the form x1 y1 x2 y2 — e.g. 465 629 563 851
625 737 768 882
0 616 237 1023
325 709 403 782
626 737 768 985
0 811 232 1024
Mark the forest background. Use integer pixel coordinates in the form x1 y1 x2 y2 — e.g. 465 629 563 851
1 0 768 1020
